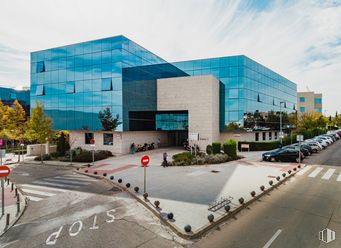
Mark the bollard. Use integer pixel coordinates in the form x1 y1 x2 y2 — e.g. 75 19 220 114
250 191 256 197
154 200 160 208
293 168 297 171
208 214 214 223
260 185 265 191
288 170 292 174
76 168 79 171
103 173 107 177
7 178 9 185
269 180 273 186
85 170 88 173
143 192 148 200
11 183 14 191
17 194 20 213
239 197 244 204
184 225 192 233
110 176 114 180
15 188 18 197
276 176 280 181
167 212 174 220
6 213 10 226
94 171 97 175
298 165 301 168
224 205 231 212
87 164 91 168
282 173 286 178
134 186 139 193
126 183 130 188
118 178 122 183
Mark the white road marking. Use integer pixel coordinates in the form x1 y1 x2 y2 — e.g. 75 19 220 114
54 176 96 182
20 184 68 192
263 229 282 248
32 181 80 189
21 188 56 197
321 169 335 180
63 174 96 180
308 167 323 178
27 195 43 202
336 173 341 182
43 178 89 185
296 165 312 176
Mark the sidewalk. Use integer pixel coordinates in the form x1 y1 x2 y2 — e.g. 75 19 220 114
0 179 27 236
78 148 300 233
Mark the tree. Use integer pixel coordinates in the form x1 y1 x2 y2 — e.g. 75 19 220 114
98 108 122 131
25 102 54 163
56 131 70 156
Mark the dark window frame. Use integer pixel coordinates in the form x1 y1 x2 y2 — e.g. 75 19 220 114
103 133 113 146
85 133 94 144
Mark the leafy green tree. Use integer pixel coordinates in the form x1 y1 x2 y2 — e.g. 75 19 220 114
56 131 70 156
25 102 54 163
98 107 122 131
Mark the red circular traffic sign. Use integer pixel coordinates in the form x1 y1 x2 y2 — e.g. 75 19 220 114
90 139 95 145
141 155 150 167
0 166 10 177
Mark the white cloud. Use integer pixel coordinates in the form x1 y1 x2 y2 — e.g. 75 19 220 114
0 0 340 115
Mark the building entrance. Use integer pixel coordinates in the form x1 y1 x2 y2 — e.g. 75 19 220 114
167 131 188 147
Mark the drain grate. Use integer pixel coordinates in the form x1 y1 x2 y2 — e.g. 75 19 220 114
211 170 220 173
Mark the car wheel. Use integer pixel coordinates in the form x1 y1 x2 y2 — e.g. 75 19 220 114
274 157 279 162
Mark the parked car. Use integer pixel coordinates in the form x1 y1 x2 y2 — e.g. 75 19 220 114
262 148 304 162
284 145 310 157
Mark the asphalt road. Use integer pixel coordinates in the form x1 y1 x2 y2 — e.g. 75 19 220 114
191 140 341 248
0 164 186 248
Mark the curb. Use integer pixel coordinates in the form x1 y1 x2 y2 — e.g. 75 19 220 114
75 164 304 240
0 180 29 237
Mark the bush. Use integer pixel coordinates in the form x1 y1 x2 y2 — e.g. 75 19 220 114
172 152 194 164
223 140 237 159
212 142 221 154
56 131 70 156
72 149 113 162
206 144 212 155
238 141 280 151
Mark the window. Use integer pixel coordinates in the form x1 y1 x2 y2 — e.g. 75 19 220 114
103 133 113 145
300 107 305 112
262 132 266 141
269 132 272 140
255 132 259 141
314 98 322 104
85 133 94 144
228 89 238 98
274 132 278 139
66 81 75 94
36 85 45 96
315 108 322 113
299 97 305 103
101 78 112 91
36 61 45 73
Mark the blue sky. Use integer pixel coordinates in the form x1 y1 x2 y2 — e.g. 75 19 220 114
0 0 340 115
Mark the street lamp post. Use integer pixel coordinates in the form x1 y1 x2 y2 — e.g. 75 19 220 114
279 101 285 146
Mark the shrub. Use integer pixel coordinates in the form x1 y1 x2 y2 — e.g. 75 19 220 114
172 152 194 164
56 131 70 156
72 149 113 162
223 140 237 159
206 144 212 155
238 141 280 151
212 142 221 154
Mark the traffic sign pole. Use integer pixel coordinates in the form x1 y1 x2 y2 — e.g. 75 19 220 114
1 179 4 216
141 155 150 194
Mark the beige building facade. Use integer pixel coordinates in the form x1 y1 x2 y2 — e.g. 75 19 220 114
297 91 322 115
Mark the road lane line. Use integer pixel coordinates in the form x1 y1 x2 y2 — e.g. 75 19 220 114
43 178 89 185
263 229 282 248
21 188 56 197
321 169 335 180
19 184 68 192
296 165 312 176
32 181 80 189
336 173 341 182
27 195 43 202
308 167 323 178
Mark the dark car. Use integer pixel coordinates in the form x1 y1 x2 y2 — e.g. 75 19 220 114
284 145 310 156
262 149 303 162
291 144 313 154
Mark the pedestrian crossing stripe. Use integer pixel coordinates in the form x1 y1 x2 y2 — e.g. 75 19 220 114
21 188 56 197
27 195 43 202
42 178 90 185
321 169 335 180
308 167 323 178
296 166 341 182
296 166 312 176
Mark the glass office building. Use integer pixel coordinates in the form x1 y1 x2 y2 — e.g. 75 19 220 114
0 87 30 114
30 35 296 134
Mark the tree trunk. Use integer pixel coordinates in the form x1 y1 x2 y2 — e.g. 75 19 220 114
40 143 43 164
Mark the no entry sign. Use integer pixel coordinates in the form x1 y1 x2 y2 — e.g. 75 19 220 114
141 155 150 167
0 166 10 177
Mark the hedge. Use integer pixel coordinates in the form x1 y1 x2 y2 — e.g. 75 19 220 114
238 141 280 151
223 140 237 159
212 142 221 154
206 144 212 155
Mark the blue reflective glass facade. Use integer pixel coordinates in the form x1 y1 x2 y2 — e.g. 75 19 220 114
173 56 297 130
31 36 297 132
0 87 30 114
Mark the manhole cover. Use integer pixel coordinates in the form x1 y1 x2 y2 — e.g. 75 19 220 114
211 170 220 173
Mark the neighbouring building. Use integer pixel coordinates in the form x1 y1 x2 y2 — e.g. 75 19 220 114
0 86 30 114
297 91 322 115
30 35 297 154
